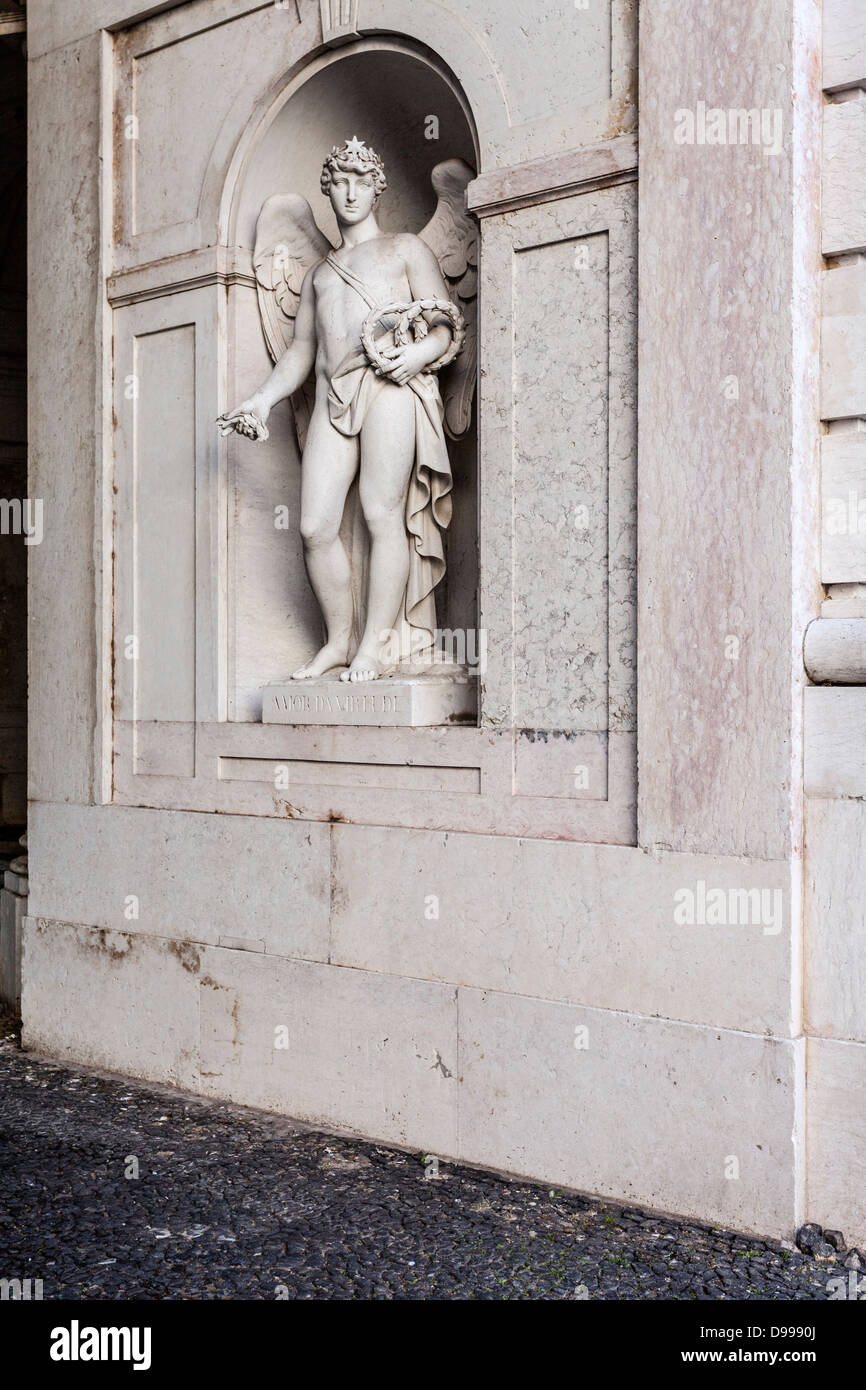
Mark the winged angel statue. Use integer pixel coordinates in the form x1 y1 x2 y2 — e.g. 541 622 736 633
218 137 478 683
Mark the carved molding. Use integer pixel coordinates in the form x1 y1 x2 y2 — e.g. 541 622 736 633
806 687 866 794
815 0 866 686
467 134 637 218
824 0 866 93
823 94 866 258
320 0 360 48
805 618 866 683
107 246 256 307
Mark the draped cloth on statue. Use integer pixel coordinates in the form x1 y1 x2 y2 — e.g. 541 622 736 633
325 252 453 662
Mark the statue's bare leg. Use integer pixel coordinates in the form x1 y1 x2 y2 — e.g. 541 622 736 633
292 405 359 679
342 384 416 682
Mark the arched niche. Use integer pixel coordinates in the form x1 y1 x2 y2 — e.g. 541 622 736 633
225 41 479 719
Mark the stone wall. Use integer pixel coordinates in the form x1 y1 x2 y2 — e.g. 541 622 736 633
801 0 866 1244
20 0 842 1241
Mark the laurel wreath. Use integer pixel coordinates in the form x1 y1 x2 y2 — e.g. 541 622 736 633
361 298 466 375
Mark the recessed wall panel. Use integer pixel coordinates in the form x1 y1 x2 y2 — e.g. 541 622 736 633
513 230 610 732
133 325 196 736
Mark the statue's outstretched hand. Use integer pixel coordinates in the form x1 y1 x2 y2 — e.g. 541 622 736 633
216 396 271 441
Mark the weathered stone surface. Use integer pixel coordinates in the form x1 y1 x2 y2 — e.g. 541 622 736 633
26 802 331 962
331 823 792 1035
19 904 803 1239
824 0 866 92
637 0 817 859
28 35 102 805
479 183 636 747
195 945 458 1155
804 689 866 798
27 0 188 59
806 1036 866 1245
804 618 866 682
821 431 866 583
821 263 866 421
457 988 799 1234
823 95 866 256
805 799 866 1041
20 918 202 1089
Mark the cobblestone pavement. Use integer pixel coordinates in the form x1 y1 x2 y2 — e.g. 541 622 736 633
0 1030 835 1301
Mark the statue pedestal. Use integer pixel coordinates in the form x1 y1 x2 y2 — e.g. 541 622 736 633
262 672 477 727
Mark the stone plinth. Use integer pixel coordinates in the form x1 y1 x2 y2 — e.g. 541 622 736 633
262 673 477 727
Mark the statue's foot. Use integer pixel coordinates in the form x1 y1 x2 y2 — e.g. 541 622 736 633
340 651 383 682
291 642 349 680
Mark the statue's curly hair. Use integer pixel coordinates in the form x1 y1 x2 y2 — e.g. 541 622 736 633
321 138 387 200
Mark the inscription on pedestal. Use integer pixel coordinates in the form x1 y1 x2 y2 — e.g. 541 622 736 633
270 689 401 718
262 675 477 727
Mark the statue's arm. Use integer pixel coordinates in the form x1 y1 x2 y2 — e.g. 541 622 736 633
405 235 454 343
218 270 318 439
254 270 318 411
377 237 453 387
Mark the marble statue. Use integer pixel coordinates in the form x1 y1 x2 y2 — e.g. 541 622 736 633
218 137 477 683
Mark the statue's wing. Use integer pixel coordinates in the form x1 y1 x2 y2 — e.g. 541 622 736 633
419 159 478 440
253 194 332 449
254 193 331 360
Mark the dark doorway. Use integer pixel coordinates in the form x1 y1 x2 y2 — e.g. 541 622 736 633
0 3 27 1013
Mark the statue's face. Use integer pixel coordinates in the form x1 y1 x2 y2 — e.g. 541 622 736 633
328 166 378 224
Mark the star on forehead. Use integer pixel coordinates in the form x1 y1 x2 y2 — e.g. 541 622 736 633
344 135 369 159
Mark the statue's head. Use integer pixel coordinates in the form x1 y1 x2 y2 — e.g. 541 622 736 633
321 136 387 224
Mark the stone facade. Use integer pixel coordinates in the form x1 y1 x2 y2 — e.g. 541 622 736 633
18 0 866 1243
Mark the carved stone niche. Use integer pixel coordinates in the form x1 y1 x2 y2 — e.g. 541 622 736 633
226 44 479 723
